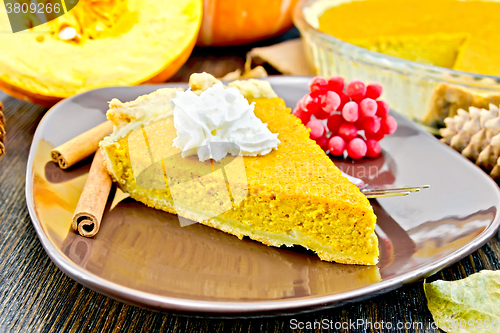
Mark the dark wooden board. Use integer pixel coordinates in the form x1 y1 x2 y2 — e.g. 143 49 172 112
1 36 499 332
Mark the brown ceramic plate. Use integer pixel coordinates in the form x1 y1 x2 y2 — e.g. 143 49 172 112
26 76 500 315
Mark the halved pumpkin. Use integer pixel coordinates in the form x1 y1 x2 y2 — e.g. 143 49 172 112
0 0 202 106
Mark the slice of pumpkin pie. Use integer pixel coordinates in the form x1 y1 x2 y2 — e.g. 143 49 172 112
99 73 378 265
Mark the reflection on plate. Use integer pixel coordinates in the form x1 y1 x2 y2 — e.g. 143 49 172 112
64 199 381 300
26 77 500 314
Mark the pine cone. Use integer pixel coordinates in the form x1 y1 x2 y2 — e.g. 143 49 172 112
0 101 4 156
440 104 500 178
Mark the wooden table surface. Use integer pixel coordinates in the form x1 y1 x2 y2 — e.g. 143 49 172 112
1 33 500 333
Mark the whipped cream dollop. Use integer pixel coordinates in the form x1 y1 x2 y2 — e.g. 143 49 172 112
172 83 280 161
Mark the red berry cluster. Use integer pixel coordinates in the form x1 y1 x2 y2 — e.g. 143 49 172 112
293 76 397 159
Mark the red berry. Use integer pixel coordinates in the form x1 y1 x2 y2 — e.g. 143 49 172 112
303 94 321 114
338 92 350 111
327 113 344 134
306 119 325 140
327 76 345 94
293 106 311 125
309 76 328 95
376 100 389 117
381 115 398 134
366 139 381 158
346 138 367 159
362 116 382 134
316 133 330 151
346 79 366 100
359 98 378 118
315 108 330 120
328 136 346 156
297 96 307 110
366 82 383 100
342 101 359 123
321 91 341 113
338 123 358 141
365 130 385 141
353 118 365 130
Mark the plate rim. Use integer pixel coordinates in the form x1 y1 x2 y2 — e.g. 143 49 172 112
25 76 500 314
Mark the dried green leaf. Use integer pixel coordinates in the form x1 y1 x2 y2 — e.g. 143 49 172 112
424 270 500 333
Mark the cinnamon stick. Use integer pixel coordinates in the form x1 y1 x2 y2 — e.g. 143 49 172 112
51 120 113 169
0 101 5 157
72 149 112 237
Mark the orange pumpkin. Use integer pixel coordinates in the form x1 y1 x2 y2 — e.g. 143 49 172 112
0 0 202 107
197 0 300 46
